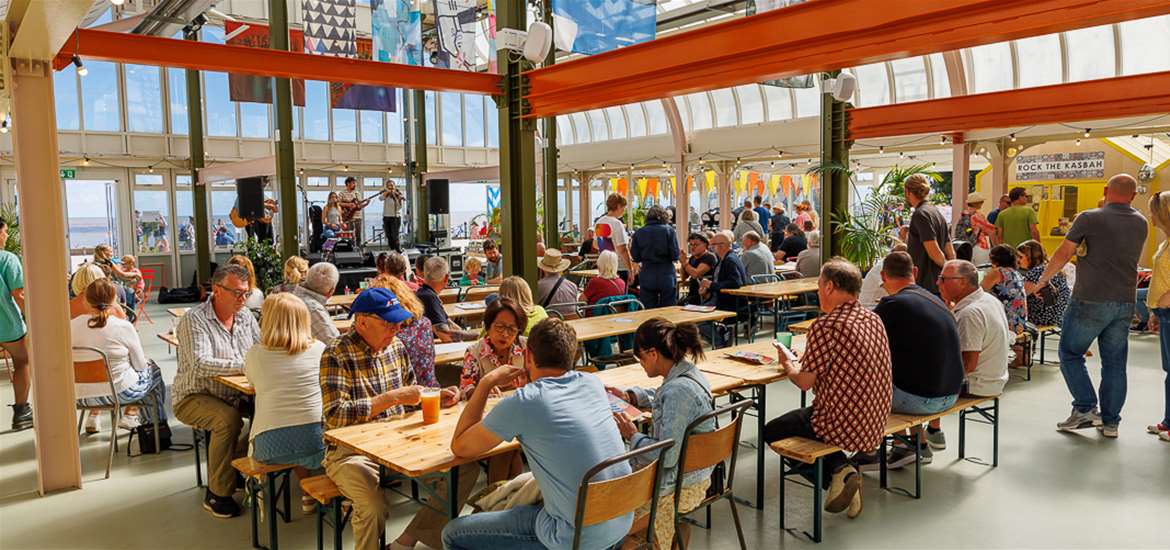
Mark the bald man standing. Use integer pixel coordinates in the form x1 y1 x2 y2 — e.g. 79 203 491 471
1034 174 1148 438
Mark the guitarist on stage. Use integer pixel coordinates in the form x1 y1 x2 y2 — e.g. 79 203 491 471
337 176 366 244
232 194 277 242
380 180 404 252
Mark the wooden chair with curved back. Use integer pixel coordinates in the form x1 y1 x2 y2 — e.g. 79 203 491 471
672 400 755 549
571 438 676 550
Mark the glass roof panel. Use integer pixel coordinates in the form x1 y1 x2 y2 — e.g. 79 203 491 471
571 112 590 143
968 43 1013 93
762 85 793 121
793 86 819 118
736 85 764 124
557 116 574 145
1065 25 1116 81
928 53 951 98
890 57 928 102
1119 15 1170 75
672 96 692 132
1015 34 1063 88
605 106 628 139
711 88 738 127
588 109 610 141
687 93 713 130
624 104 647 137
854 63 890 106
645 100 669 135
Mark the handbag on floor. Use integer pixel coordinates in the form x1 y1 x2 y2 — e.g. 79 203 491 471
135 422 173 454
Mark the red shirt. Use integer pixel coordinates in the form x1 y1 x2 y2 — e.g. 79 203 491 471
802 300 892 451
583 277 627 306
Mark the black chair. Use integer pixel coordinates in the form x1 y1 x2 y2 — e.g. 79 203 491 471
571 438 675 550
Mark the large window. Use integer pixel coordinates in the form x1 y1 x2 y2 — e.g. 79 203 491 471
387 89 404 143
125 64 164 133
1066 25 1116 81
175 176 196 252
240 103 270 138
485 95 499 147
465 94 485 147
1016 34 1063 88
440 93 463 146
425 91 437 145
304 81 329 140
968 43 1014 93
54 64 80 130
133 187 171 254
333 108 357 142
211 189 244 249
361 110 384 143
167 69 189 135
81 61 121 132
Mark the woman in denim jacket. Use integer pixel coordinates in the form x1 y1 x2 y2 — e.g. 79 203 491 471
606 318 714 547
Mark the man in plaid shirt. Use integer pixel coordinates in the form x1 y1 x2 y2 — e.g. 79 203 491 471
321 288 469 550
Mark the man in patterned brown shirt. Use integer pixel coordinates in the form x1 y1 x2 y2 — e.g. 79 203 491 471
321 288 467 550
764 258 892 520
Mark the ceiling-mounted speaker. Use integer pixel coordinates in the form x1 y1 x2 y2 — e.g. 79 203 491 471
821 73 857 102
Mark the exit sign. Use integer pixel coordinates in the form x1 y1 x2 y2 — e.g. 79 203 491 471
60 169 76 179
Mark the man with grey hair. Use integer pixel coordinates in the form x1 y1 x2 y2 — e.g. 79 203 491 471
173 264 261 519
740 230 773 280
938 259 1012 400
1032 173 1147 437
294 262 342 344
416 257 478 341
764 258 891 519
796 231 823 278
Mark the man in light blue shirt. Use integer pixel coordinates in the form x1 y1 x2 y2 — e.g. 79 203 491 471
445 318 632 550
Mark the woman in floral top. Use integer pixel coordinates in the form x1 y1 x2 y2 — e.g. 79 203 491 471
460 297 527 481
368 275 438 388
981 244 1028 334
1016 240 1070 327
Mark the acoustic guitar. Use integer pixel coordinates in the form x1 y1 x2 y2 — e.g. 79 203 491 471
230 199 278 228
340 191 386 223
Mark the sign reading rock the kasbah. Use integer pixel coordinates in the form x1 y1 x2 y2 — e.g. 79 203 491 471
1015 151 1106 181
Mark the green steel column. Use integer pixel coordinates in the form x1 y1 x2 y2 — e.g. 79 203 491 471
541 0 559 249
498 0 538 287
270 0 299 259
409 89 430 243
184 29 210 284
818 71 850 261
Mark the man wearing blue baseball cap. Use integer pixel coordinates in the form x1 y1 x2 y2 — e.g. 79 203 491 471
321 287 471 550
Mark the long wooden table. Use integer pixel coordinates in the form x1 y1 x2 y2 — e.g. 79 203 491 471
722 279 819 340
167 307 190 318
566 306 735 343
327 285 497 307
594 364 744 396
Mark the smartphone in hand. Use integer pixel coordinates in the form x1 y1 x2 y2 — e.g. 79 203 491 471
772 340 798 362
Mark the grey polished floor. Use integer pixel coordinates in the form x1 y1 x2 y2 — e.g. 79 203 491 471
1 302 1167 549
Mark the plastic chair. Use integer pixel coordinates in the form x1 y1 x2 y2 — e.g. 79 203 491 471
135 267 156 325
73 346 160 479
571 438 675 550
673 400 754 549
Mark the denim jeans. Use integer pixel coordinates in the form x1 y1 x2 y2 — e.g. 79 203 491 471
891 385 958 415
638 286 678 310
441 504 548 550
1058 299 1134 426
1155 308 1170 427
1135 288 1150 324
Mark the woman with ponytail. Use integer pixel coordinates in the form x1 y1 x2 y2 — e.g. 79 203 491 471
605 318 715 547
73 279 170 434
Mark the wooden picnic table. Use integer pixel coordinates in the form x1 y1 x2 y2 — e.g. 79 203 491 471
444 300 487 320
167 307 190 318
566 306 735 343
721 278 819 300
698 340 793 386
215 374 254 395
594 364 744 396
788 317 816 334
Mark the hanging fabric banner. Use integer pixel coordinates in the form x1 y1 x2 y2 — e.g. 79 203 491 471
225 21 306 106
670 176 677 193
304 0 397 111
372 0 422 66
687 175 695 193
617 178 629 197
802 174 813 197
736 171 748 195
551 0 656 55
432 0 479 71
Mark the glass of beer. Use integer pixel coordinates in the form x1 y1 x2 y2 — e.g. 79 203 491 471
420 388 441 425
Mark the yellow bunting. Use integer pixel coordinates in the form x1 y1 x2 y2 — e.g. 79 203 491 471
705 170 716 193
769 174 781 196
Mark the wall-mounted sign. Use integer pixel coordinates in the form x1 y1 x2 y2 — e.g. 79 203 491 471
60 169 76 179
1016 151 1105 181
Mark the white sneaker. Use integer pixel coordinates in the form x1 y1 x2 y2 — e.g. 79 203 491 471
84 413 100 434
117 414 141 431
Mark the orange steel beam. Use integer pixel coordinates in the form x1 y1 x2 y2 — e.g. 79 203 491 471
523 0 1170 118
847 71 1170 139
53 29 500 95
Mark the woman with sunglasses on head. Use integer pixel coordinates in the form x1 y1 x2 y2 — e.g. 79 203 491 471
604 318 715 548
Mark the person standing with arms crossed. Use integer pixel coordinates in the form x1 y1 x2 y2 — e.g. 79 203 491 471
380 180 404 252
1032 174 1148 438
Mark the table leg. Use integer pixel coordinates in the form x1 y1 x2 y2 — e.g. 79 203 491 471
755 384 766 510
447 468 460 519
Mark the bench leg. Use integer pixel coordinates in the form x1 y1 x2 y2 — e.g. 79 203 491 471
993 399 1000 468
778 458 787 532
267 474 280 550
755 385 766 510
194 430 204 488
959 408 968 461
315 502 324 550
249 479 261 549
878 437 888 489
913 432 922 499
811 458 823 543
332 498 344 550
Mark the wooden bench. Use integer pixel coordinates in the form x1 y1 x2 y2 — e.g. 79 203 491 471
770 396 1000 543
157 332 179 354
1033 325 1060 365
232 457 296 550
301 475 353 550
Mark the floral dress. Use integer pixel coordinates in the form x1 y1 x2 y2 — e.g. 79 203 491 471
1022 265 1070 327
990 267 1028 334
460 336 527 397
397 316 438 388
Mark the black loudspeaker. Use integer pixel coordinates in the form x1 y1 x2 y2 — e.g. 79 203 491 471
237 177 265 219
428 179 449 215
333 251 366 269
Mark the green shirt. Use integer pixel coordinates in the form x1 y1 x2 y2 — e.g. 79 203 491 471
0 251 25 342
995 205 1038 247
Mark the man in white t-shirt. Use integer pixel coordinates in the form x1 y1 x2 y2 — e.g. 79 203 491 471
595 193 638 284
938 260 1011 397
380 181 404 251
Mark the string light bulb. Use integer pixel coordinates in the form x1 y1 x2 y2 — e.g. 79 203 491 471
111 0 125 6
878 146 884 154
939 135 947 145
71 55 88 77
698 157 706 166
806 158 812 165
1010 133 1017 143
148 165 154 173
1075 138 1082 146
83 156 90 166
1083 128 1092 138
898 151 904 158
343 165 349 172
1 119 9 134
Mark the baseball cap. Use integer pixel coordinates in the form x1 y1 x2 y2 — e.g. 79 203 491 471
348 287 413 324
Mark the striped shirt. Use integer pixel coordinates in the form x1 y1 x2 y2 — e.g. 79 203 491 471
321 330 414 431
173 300 261 406
292 285 341 345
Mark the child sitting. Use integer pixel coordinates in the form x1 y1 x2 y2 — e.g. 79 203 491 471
119 255 145 302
